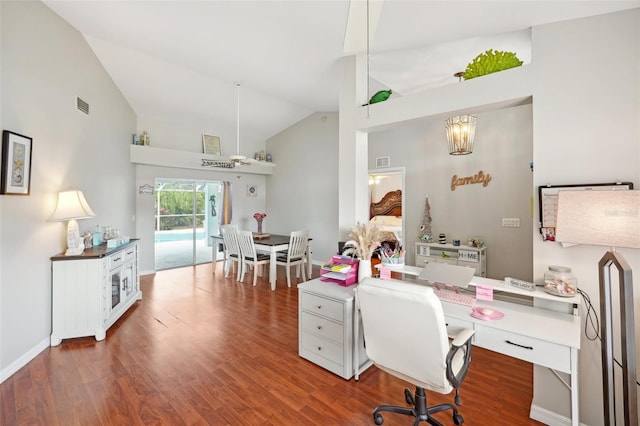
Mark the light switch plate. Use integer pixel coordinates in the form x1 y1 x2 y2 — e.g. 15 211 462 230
502 218 520 227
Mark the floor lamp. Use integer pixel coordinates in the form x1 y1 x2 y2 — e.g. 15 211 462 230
555 189 639 425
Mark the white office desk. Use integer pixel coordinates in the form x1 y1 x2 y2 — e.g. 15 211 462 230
354 272 581 426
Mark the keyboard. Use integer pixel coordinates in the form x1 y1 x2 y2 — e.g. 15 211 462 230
434 288 476 306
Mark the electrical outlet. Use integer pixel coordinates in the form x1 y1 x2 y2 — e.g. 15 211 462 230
502 218 520 228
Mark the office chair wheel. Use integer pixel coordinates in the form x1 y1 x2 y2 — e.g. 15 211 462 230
404 388 414 405
453 413 464 425
373 413 384 425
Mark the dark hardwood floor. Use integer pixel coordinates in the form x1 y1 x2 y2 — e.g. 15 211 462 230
1 263 544 425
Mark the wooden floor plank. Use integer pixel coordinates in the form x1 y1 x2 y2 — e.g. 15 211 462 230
0 262 544 425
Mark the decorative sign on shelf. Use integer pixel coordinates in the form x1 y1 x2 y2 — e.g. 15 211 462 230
451 170 492 191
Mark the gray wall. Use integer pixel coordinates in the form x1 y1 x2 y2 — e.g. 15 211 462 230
0 1 136 380
369 104 533 281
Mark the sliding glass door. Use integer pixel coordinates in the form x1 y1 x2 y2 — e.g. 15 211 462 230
154 179 222 270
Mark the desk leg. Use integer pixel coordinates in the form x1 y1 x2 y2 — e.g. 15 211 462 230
570 348 579 426
306 241 312 278
269 247 277 291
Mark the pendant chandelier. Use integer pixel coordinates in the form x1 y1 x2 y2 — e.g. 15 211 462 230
445 115 477 155
229 82 250 166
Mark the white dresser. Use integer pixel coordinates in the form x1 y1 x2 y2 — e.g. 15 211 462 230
50 240 141 346
415 242 486 277
298 279 368 380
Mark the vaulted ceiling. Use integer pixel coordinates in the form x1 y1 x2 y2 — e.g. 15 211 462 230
43 1 639 147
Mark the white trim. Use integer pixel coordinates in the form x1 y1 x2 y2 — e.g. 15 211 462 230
0 337 50 384
530 404 577 426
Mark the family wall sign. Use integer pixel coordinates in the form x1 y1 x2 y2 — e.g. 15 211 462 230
451 170 492 191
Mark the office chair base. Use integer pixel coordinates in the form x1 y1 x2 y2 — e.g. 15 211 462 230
372 386 464 425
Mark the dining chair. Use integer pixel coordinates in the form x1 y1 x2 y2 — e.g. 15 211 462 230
237 230 271 286
276 230 309 287
220 224 241 280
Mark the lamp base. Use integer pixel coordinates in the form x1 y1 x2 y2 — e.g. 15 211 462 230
65 219 85 256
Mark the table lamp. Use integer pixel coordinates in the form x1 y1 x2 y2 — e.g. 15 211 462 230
50 189 96 256
555 189 639 426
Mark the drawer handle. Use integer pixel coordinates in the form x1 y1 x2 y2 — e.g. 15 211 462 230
316 305 322 310
317 346 322 351
506 340 533 350
317 325 322 330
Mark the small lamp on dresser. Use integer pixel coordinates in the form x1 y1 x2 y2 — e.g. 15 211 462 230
50 189 96 256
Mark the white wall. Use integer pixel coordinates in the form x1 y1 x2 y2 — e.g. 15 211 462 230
0 1 136 381
530 10 640 425
265 112 339 264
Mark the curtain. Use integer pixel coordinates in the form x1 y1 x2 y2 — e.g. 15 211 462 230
221 181 232 225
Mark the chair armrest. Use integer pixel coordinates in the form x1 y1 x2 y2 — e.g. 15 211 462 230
451 328 475 347
446 328 475 401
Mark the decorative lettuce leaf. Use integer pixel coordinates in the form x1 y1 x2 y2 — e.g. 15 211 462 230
463 49 523 80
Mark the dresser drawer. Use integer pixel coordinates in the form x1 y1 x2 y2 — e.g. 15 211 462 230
475 326 571 373
299 331 344 367
300 292 344 322
300 311 344 344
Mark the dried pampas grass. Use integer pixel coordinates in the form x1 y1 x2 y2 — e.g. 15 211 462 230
343 222 384 260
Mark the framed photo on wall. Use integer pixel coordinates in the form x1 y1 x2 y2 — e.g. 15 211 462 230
202 134 221 156
1 130 33 195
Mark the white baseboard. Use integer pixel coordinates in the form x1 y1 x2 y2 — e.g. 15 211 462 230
0 337 50 384
530 404 582 426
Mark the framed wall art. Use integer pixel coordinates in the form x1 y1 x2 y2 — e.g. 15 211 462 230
1 130 33 195
202 134 221 156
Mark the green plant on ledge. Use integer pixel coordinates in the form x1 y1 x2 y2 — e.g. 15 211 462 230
463 49 523 80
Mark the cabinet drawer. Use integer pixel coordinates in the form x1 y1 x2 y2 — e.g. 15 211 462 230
299 331 344 367
300 312 344 344
458 260 481 274
475 326 570 373
123 246 136 261
300 292 344 322
108 252 124 269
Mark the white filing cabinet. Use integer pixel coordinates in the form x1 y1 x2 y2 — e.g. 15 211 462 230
415 242 486 277
51 240 141 346
298 278 368 380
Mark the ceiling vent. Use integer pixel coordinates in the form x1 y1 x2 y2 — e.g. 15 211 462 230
76 97 89 115
375 156 390 168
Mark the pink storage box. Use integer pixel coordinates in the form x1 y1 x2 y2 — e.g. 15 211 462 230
320 255 359 286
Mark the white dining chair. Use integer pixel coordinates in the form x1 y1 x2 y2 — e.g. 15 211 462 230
237 230 271 286
220 224 241 280
276 230 309 287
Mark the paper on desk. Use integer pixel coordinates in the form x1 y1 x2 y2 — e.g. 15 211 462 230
475 284 493 301
379 267 391 280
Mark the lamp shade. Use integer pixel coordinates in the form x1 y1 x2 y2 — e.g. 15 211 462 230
555 190 640 249
50 190 96 222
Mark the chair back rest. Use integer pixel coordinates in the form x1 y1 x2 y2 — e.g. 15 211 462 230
237 230 257 260
221 224 240 256
288 230 309 258
356 277 452 394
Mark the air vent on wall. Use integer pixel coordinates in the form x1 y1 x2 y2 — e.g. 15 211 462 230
375 156 390 168
76 97 89 115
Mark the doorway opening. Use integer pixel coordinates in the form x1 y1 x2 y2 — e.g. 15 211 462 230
154 179 223 270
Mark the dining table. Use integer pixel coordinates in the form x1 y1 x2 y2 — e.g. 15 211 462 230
211 233 312 290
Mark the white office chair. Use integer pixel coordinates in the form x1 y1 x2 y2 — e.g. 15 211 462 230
276 230 309 287
220 224 241 280
237 230 271 286
356 277 475 426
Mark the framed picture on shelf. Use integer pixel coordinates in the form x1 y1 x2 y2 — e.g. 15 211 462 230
1 130 33 195
202 134 221 156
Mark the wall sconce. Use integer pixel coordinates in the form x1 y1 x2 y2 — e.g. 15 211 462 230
50 190 96 255
445 115 477 155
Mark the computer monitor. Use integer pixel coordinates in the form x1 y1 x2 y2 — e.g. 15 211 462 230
417 262 475 289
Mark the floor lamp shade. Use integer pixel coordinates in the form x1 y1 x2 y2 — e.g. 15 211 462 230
555 189 639 426
50 190 96 256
